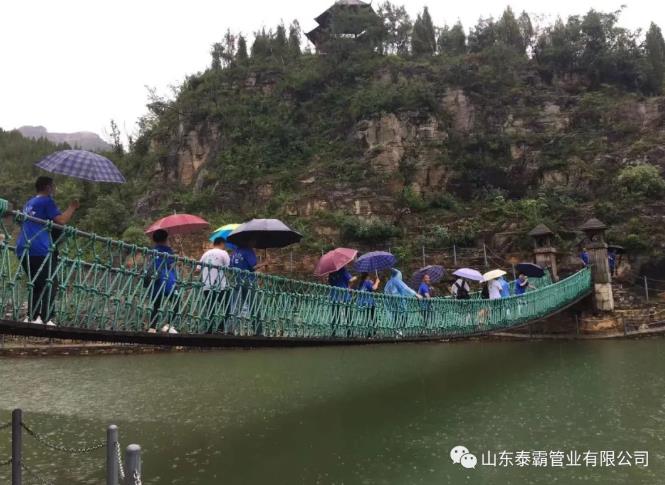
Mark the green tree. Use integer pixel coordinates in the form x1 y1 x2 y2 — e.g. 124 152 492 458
210 42 224 69
236 34 248 62
644 22 665 94
517 11 534 53
288 21 302 58
468 17 497 52
437 21 466 55
496 7 523 52
108 119 123 155
411 6 436 57
618 164 665 198
378 1 412 55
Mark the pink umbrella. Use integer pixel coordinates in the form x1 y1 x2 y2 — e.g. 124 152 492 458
314 248 358 276
145 214 210 235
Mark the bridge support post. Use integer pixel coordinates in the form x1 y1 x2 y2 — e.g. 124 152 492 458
528 224 558 281
581 218 614 312
11 409 21 485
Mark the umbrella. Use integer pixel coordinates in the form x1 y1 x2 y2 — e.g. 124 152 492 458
353 251 396 273
145 214 209 235
483 269 507 282
515 262 545 278
209 223 240 242
452 268 484 282
314 248 358 276
226 218 302 249
411 265 445 287
608 244 625 254
36 150 125 183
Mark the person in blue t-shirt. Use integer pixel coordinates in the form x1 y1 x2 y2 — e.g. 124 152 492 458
149 229 179 333
228 241 267 334
608 249 617 276
327 266 357 337
580 248 590 267
357 272 380 336
514 274 533 296
417 274 433 329
16 176 79 325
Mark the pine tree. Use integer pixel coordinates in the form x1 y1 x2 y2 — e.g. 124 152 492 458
496 7 523 52
288 21 302 58
210 42 224 69
645 22 665 94
237 34 248 63
412 6 436 57
437 21 466 55
517 11 534 53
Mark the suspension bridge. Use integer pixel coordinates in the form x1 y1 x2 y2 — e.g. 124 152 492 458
0 200 593 347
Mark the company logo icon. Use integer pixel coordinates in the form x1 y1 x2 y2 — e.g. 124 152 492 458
451 445 477 469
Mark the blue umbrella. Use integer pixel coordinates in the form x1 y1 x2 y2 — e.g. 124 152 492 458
353 251 396 273
411 265 445 287
35 150 126 183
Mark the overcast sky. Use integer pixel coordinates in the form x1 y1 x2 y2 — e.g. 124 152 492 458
1 0 662 143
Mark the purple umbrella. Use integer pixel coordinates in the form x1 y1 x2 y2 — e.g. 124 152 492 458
354 251 396 273
35 150 126 183
452 268 484 282
411 265 445 287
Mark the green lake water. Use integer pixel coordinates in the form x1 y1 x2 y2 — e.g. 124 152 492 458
1 339 664 484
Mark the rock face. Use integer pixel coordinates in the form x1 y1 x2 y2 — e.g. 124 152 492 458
175 125 220 186
354 111 448 194
17 125 112 151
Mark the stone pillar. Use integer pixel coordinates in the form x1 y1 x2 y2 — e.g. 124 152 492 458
528 224 558 281
580 218 614 312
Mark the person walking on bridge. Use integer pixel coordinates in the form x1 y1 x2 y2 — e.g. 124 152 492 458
357 272 380 336
197 237 230 333
16 176 79 326
229 240 268 335
149 230 179 333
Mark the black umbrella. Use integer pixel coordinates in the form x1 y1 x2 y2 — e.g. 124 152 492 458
608 244 625 254
226 218 302 249
515 262 545 278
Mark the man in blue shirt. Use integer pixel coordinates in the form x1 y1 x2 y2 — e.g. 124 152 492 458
580 248 590 267
327 266 357 337
149 229 179 333
16 176 79 325
229 241 267 335
418 274 433 330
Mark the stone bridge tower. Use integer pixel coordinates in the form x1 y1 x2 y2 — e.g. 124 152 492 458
580 218 614 312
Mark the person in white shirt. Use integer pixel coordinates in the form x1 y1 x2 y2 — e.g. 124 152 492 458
450 277 471 299
487 278 503 300
198 237 230 332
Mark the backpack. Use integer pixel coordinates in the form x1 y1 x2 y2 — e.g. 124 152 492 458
455 280 470 300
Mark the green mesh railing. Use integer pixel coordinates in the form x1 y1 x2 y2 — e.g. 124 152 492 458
0 200 592 340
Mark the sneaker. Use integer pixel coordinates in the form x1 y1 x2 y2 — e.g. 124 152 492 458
147 328 157 333
160 324 170 333
45 320 57 327
168 327 178 334
32 316 44 325
23 317 31 323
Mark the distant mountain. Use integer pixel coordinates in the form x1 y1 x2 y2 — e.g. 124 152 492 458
17 125 112 152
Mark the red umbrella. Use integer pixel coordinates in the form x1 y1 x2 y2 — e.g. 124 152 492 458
145 214 210 235
315 248 358 276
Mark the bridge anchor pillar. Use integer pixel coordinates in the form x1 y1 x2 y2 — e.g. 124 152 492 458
529 224 558 281
581 218 614 312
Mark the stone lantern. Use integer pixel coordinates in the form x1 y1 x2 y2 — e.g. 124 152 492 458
580 217 614 312
528 223 558 281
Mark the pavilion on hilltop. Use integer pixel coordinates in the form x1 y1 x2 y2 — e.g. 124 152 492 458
305 0 379 51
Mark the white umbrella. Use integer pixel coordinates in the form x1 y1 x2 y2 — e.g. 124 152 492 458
482 269 507 282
